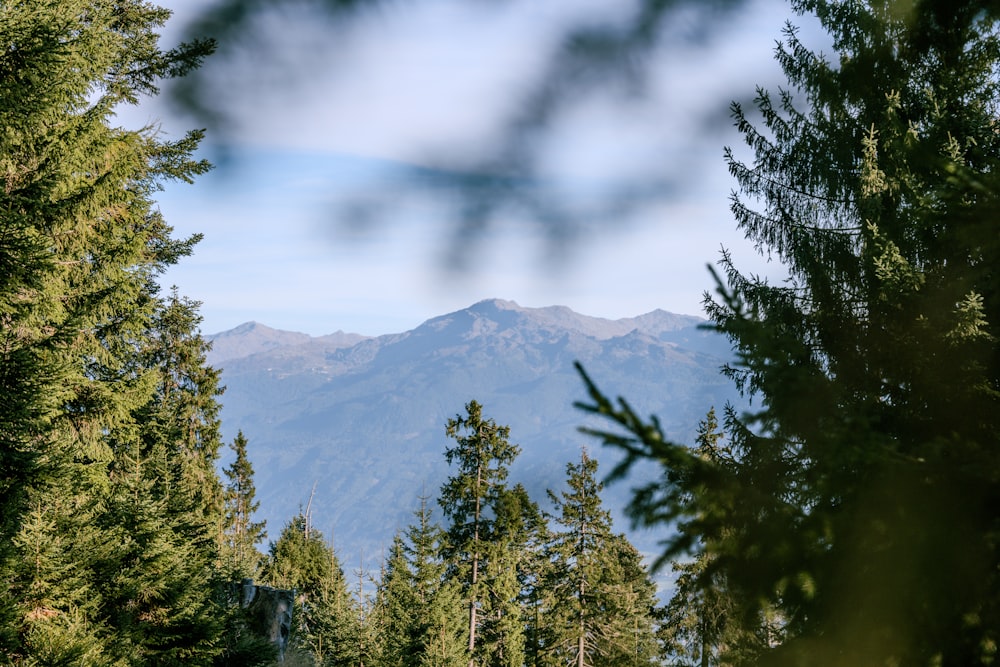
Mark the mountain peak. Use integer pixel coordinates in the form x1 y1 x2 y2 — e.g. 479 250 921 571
469 297 521 311
212 298 735 573
228 321 278 334
207 322 312 365
454 300 703 340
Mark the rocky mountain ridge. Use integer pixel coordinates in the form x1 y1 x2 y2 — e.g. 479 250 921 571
207 299 737 568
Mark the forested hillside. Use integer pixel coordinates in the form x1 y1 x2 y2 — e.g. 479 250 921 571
258 401 664 666
204 299 738 570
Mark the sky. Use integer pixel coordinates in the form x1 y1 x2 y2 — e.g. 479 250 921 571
120 0 808 336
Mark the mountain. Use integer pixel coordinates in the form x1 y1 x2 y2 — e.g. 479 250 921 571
207 321 369 363
207 299 738 569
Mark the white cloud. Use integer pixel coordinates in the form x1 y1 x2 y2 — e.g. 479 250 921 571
142 0 797 335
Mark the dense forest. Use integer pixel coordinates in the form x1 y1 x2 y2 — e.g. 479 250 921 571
4 1 1000 666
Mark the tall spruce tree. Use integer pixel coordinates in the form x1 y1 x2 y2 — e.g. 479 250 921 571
1 1 214 663
409 496 467 667
657 410 780 667
477 483 544 667
375 535 417 667
438 400 522 667
377 495 466 667
541 451 659 667
579 1 1000 665
223 430 267 579
137 288 225 541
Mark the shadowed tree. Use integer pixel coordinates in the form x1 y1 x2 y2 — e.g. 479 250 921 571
578 1 1000 665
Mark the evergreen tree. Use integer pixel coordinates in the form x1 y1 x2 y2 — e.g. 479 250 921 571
9 496 113 665
95 470 223 665
264 514 359 666
137 288 226 544
414 579 468 667
375 535 416 667
223 430 268 579
541 451 659 667
593 537 661 667
394 495 467 667
658 410 780 667
1 1 214 662
346 554 380 667
438 400 522 667
265 514 336 597
476 483 544 667
579 2 1000 664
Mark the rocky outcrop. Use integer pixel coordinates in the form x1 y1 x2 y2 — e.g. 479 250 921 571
229 579 295 661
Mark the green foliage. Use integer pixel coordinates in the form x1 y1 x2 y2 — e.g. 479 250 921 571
438 400 531 667
137 288 226 536
265 515 335 598
380 497 467 667
263 515 361 666
258 405 664 667
540 451 660 667
578 2 1000 665
657 410 781 667
0 1 222 663
223 431 268 579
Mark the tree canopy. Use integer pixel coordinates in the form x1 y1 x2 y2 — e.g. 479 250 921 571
1 2 218 663
579 1 1000 665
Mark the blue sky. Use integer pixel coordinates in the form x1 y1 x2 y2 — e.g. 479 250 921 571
122 0 804 336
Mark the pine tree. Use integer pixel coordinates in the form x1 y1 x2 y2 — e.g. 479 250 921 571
9 496 113 665
264 514 359 666
415 579 468 667
137 288 226 544
375 535 416 667
657 410 779 667
1 1 214 662
100 289 227 664
396 495 467 667
223 430 268 579
95 470 223 665
593 537 661 667
541 451 659 667
438 400 523 667
579 2 1000 664
477 483 544 667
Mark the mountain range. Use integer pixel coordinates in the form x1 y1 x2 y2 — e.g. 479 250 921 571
207 298 740 570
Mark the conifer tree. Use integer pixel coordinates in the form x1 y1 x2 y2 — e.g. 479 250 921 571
593 537 661 667
375 535 416 667
394 495 467 667
1 1 214 662
415 579 468 667
579 2 1000 664
658 410 780 666
265 514 359 665
137 288 226 541
438 400 522 667
541 451 659 667
476 483 543 667
223 430 268 579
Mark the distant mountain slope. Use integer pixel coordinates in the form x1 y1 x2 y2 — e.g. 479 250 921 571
207 321 369 364
209 299 738 569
